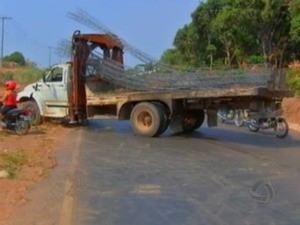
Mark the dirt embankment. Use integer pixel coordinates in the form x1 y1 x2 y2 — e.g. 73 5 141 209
0 123 71 225
282 97 300 132
282 97 300 124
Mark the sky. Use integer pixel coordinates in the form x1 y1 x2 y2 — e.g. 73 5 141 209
0 0 201 68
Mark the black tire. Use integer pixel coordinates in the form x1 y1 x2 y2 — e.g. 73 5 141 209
275 118 289 139
182 110 205 132
152 102 170 135
15 116 30 135
20 101 42 125
247 119 259 132
193 110 205 130
130 102 164 137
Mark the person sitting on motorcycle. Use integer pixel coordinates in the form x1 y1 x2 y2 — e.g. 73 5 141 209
0 80 18 122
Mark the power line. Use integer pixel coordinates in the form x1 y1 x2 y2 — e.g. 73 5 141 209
0 16 12 68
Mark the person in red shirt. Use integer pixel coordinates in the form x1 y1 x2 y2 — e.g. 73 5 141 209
0 80 18 121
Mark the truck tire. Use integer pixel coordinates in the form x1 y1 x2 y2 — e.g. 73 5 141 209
152 102 170 136
130 102 164 137
182 110 205 132
20 101 42 125
193 109 205 130
170 109 205 133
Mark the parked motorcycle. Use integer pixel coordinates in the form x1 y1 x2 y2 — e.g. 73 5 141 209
244 109 289 139
0 103 31 135
218 109 245 127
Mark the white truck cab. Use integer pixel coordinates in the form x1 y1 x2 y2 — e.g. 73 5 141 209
17 63 72 124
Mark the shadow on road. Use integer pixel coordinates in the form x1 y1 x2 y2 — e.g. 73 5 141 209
169 126 300 149
86 118 300 149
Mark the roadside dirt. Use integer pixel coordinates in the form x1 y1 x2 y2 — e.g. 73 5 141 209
0 123 71 225
282 97 300 124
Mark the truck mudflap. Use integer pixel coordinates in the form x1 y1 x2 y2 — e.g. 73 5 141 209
206 109 218 127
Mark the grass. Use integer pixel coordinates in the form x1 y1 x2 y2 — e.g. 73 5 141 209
0 65 44 86
286 68 300 96
0 150 27 179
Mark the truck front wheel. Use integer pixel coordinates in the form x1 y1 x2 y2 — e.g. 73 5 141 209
130 102 164 137
20 101 42 125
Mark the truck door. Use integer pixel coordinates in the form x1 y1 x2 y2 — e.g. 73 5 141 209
41 65 68 104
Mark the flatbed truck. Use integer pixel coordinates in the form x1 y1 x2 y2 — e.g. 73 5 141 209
17 31 292 137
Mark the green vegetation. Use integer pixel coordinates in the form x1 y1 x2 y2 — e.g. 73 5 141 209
0 65 44 86
15 66 44 85
160 0 300 69
0 51 45 86
0 151 27 178
3 51 26 66
286 68 300 96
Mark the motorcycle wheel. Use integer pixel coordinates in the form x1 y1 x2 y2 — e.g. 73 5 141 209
275 118 289 139
227 110 235 120
217 111 226 123
247 119 259 132
15 117 30 135
234 111 244 127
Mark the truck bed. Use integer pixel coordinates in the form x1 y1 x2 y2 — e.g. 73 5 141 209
85 87 291 106
85 66 292 106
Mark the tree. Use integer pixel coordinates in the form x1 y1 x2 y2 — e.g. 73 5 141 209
173 24 199 67
191 0 224 66
206 44 217 68
289 0 300 42
3 51 26 66
161 0 300 68
160 49 183 65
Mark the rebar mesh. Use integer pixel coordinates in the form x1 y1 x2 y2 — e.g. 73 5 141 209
87 53 276 91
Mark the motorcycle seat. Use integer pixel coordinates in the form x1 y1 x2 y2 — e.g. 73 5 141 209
5 108 25 118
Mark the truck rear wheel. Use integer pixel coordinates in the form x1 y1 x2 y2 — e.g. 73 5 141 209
170 109 205 133
193 110 205 130
182 110 205 132
152 102 170 136
130 102 164 137
20 101 42 125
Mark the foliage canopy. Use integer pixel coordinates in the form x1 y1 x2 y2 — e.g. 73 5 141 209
3 51 26 66
160 0 300 69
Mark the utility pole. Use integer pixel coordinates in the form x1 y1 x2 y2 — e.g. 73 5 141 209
0 16 12 68
48 46 54 67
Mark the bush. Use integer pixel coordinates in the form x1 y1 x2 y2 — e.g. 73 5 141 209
0 66 44 86
248 55 265 64
286 68 300 96
0 151 27 178
14 67 44 84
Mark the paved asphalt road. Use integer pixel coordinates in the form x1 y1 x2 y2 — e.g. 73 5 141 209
70 119 300 225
